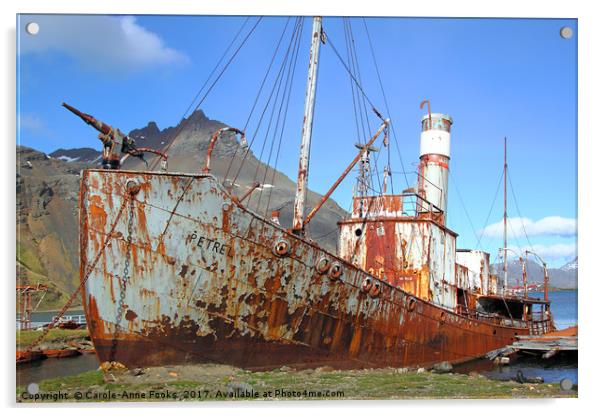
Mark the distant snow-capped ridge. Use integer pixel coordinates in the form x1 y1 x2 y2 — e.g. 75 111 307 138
57 155 80 162
561 257 578 271
49 148 102 164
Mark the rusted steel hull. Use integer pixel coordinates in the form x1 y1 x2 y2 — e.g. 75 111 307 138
80 170 530 370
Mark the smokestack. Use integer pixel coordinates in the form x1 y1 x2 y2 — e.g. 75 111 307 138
417 112 453 223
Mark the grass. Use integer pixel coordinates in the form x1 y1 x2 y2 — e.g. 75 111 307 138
16 366 577 402
16 328 89 347
17 241 46 276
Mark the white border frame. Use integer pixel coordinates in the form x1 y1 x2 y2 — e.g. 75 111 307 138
3 0 599 414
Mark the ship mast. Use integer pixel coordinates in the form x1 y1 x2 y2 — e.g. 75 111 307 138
292 16 323 235
503 137 508 293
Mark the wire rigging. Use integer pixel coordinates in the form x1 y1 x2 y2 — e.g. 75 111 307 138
323 27 384 122
150 17 263 170
508 169 535 252
230 18 302 186
343 19 365 149
362 18 410 190
180 17 251 121
475 168 505 250
263 19 304 217
222 18 294 186
253 19 304 212
449 169 481 247
342 19 384 197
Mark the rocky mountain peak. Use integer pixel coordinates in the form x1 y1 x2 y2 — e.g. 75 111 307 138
184 109 209 126
129 121 161 141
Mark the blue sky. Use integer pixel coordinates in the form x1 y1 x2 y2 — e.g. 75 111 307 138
17 14 577 267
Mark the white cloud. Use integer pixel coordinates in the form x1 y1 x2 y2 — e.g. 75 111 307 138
497 243 576 262
19 113 45 134
20 15 188 73
480 216 576 238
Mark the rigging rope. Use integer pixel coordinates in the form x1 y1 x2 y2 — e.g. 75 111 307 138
449 169 481 247
362 18 410 190
476 168 504 250
150 17 263 170
231 18 302 187
252 20 303 212
223 18 295 187
181 17 251 121
343 18 384 197
323 27 385 122
343 19 364 150
348 20 378 193
262 19 304 217
508 169 535 252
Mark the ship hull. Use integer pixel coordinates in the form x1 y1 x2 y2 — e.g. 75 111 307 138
80 169 529 370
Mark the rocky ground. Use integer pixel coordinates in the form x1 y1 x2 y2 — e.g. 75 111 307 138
17 362 576 402
17 328 92 352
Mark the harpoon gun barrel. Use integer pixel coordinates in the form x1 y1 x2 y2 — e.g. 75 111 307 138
62 102 112 136
62 102 168 171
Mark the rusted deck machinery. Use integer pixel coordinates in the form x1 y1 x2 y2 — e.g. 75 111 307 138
74 17 553 370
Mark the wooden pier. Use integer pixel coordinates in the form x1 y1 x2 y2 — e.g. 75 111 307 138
510 326 577 359
487 326 577 361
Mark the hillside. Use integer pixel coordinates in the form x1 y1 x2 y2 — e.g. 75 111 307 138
17 146 89 309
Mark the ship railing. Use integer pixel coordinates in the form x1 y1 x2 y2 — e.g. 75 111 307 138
351 191 445 224
354 171 445 220
527 312 554 335
528 319 553 335
456 304 532 329
401 192 444 217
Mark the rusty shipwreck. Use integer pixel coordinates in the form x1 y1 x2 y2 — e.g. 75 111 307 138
68 17 555 369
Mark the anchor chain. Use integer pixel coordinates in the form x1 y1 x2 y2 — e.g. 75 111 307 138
24 188 131 353
109 195 135 362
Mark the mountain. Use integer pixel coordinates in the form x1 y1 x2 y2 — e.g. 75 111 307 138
16 110 348 310
491 257 577 289
49 147 102 164
560 257 578 272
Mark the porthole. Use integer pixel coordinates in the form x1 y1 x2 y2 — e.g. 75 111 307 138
329 262 343 280
369 281 381 298
361 277 373 293
315 257 330 274
272 239 291 257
